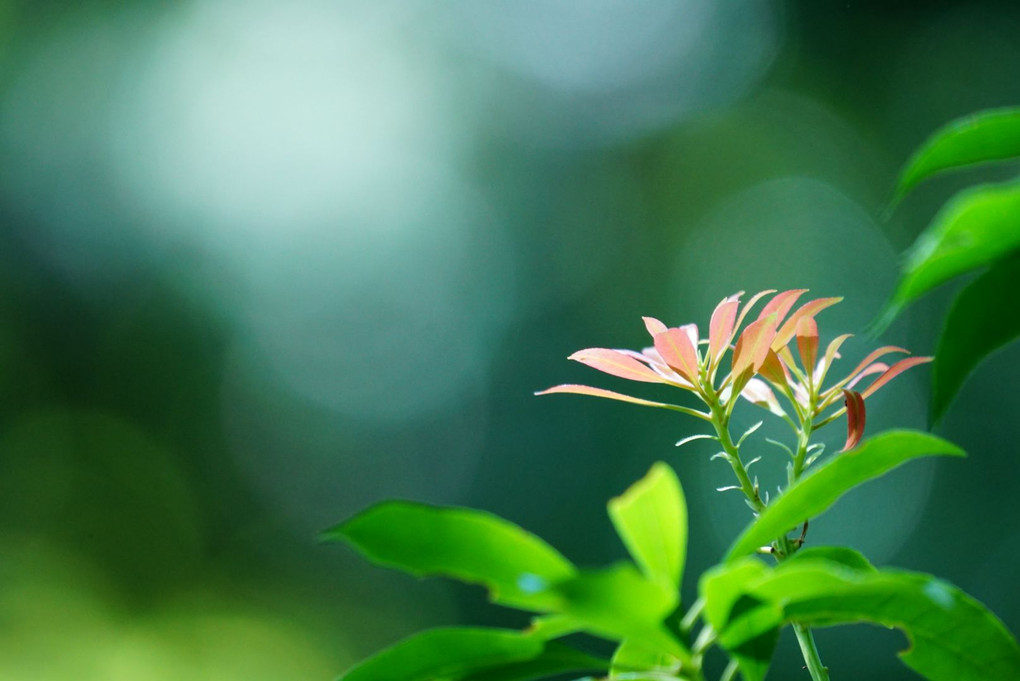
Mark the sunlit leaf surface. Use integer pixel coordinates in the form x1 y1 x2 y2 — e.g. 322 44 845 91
325 502 575 611
878 180 1020 329
726 431 964 561
608 462 687 588
894 107 1020 204
704 557 1020 681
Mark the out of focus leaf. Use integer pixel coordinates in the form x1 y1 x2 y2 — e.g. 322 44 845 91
877 180 1020 330
547 564 689 663
340 627 542 681
930 253 1020 423
705 558 1020 681
459 642 607 681
609 639 678 679
699 560 778 681
325 502 575 611
783 546 876 573
607 462 687 588
893 107 1020 204
726 431 964 561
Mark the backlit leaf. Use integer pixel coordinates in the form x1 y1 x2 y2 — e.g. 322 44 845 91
893 107 1020 204
546 564 689 664
608 462 687 588
877 179 1020 330
325 502 575 611
705 558 1020 681
726 431 964 561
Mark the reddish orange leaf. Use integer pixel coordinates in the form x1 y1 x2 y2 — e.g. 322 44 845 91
842 389 866 451
758 289 808 325
708 294 741 364
796 316 819 374
569 348 668 383
773 297 843 350
759 348 789 386
654 328 701 383
860 356 933 398
643 316 668 337
845 362 888 390
841 346 909 386
732 314 779 377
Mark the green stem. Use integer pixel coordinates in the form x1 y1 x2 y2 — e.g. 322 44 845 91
709 401 764 513
794 624 830 681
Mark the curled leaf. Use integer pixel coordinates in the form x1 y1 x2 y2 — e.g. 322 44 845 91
842 389 866 451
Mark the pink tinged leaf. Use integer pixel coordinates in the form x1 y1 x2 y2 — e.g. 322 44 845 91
731 315 779 377
741 378 787 417
796 316 819 374
568 348 668 383
842 389 866 451
535 384 677 409
734 289 776 332
758 289 808 325
708 295 741 364
860 356 933 399
759 348 790 386
620 349 692 386
643 316 669 337
653 328 701 383
845 362 888 390
772 297 843 350
840 346 910 386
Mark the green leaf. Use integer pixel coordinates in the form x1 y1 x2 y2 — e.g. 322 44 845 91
459 642 608 681
782 546 876 574
931 252 1020 423
607 462 687 588
547 563 689 664
325 502 575 610
708 559 1020 681
894 107 1020 204
609 639 679 679
699 560 779 681
725 431 964 561
876 179 1020 330
339 627 544 681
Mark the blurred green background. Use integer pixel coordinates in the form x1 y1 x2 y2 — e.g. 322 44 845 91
1 1 1018 678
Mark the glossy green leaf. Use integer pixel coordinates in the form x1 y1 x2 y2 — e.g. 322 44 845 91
877 179 1020 330
325 502 575 611
783 546 876 573
608 462 687 588
340 627 543 681
459 642 607 681
894 107 1020 204
931 252 1020 423
707 559 1020 681
726 431 964 561
547 563 689 664
699 560 778 681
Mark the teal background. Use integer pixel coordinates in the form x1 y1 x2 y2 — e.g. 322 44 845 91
0 1 1018 678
